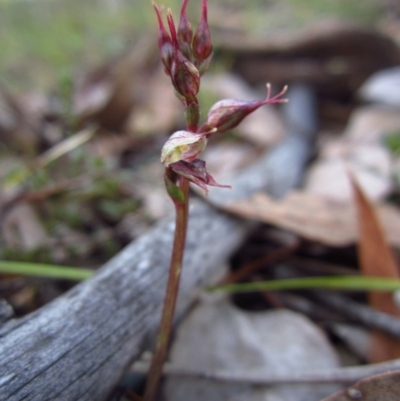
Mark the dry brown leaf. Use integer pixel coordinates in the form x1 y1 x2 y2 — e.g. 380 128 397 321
351 176 400 363
224 22 400 98
73 35 157 131
345 107 400 143
87 129 137 159
320 371 400 401
203 142 260 181
0 88 40 152
126 66 181 136
305 147 391 202
3 203 48 250
221 191 400 248
305 106 400 202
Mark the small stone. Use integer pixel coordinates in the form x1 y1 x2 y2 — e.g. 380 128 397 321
346 387 363 399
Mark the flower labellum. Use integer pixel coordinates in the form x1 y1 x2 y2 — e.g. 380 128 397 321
161 130 207 167
200 83 288 133
169 159 231 195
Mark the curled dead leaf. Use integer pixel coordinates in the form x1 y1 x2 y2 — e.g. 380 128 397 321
320 370 400 401
221 191 400 248
351 176 400 363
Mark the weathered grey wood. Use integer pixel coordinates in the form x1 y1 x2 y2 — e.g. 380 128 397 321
0 300 14 325
0 84 317 401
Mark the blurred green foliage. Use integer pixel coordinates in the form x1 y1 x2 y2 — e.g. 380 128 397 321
0 0 382 92
383 131 400 155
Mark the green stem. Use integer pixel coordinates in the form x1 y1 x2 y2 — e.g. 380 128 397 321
143 177 190 401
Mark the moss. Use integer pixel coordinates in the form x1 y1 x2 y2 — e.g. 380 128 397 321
1 246 53 264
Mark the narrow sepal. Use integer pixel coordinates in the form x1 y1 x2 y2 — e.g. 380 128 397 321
177 0 193 60
153 2 174 75
170 159 231 195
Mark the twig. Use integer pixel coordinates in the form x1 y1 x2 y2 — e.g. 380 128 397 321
132 359 400 385
222 242 299 284
125 390 143 401
288 257 357 276
274 292 344 323
313 292 400 339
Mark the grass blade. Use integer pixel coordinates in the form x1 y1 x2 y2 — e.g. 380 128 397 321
209 276 400 294
0 261 93 280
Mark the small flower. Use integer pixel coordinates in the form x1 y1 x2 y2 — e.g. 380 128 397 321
192 0 213 73
154 2 289 196
161 130 208 167
161 128 227 194
199 84 288 133
169 159 231 195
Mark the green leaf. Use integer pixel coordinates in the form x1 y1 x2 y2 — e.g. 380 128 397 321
165 175 186 204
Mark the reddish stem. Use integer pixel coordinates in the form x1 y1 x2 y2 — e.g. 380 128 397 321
143 177 190 401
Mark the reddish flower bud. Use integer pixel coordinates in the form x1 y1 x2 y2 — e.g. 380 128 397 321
196 51 213 76
169 159 231 195
171 51 200 101
153 2 174 75
177 0 193 60
167 9 200 101
200 84 288 133
192 0 213 69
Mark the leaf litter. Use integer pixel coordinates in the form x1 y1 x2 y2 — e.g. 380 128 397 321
1 2 400 400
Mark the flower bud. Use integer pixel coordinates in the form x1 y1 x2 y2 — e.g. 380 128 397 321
169 159 231 195
193 0 213 66
196 52 213 76
177 0 193 60
200 84 288 133
167 10 200 101
161 130 207 167
153 2 174 75
171 52 200 101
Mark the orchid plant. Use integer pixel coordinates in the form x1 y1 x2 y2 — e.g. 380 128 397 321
143 1 287 400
